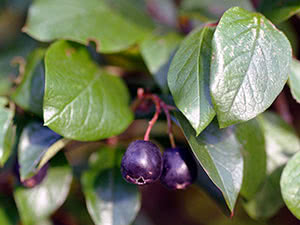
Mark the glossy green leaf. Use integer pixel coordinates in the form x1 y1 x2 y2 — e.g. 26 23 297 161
180 0 254 22
236 119 266 200
81 147 140 225
175 112 243 212
169 27 216 135
0 98 15 167
44 41 133 141
259 0 300 24
18 122 61 180
289 59 300 103
243 111 299 219
11 48 45 117
24 0 153 53
14 155 72 225
281 151 300 219
210 7 292 128
244 166 284 219
141 32 182 92
258 111 300 173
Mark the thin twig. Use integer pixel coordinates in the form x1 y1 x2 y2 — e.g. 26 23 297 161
161 102 176 148
131 88 176 147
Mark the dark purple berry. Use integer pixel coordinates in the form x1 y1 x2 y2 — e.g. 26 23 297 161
160 148 197 190
121 140 163 185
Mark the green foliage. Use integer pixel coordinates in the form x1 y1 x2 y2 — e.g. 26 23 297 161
141 32 182 92
0 0 300 224
289 59 300 102
11 48 45 117
259 0 300 24
281 151 300 219
168 27 216 135
14 155 72 225
176 112 243 212
0 97 15 166
210 7 292 128
81 147 140 225
24 0 153 53
180 0 254 22
44 41 133 141
18 122 61 180
236 119 266 200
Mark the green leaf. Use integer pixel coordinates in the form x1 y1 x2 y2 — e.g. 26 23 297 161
281 151 300 219
0 35 37 95
243 111 299 219
210 7 292 128
0 98 15 167
37 138 71 170
236 119 266 200
44 41 133 141
81 147 141 225
289 59 300 103
259 0 300 24
14 155 72 225
141 32 182 92
243 166 284 219
11 48 45 117
175 112 243 212
24 0 153 53
180 0 254 22
0 194 19 225
258 111 300 173
168 27 216 135
18 122 61 180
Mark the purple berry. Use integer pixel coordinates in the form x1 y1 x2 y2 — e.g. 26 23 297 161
121 140 163 185
160 148 197 190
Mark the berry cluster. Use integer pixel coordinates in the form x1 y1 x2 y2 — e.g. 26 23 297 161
121 89 197 190
121 140 197 189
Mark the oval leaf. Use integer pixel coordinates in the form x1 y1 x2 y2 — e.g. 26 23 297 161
289 59 300 103
44 41 133 141
168 27 216 135
18 122 61 180
243 166 284 220
210 7 292 128
0 98 15 167
81 147 140 225
141 32 182 92
236 119 266 200
281 151 300 219
258 111 300 173
14 155 72 225
175 112 243 212
24 0 153 53
12 48 45 117
242 111 299 220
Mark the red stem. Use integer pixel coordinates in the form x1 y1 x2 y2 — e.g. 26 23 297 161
144 96 161 141
132 88 176 147
161 102 176 148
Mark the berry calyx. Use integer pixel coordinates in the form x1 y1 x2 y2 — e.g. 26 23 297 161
160 148 197 190
121 140 163 185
